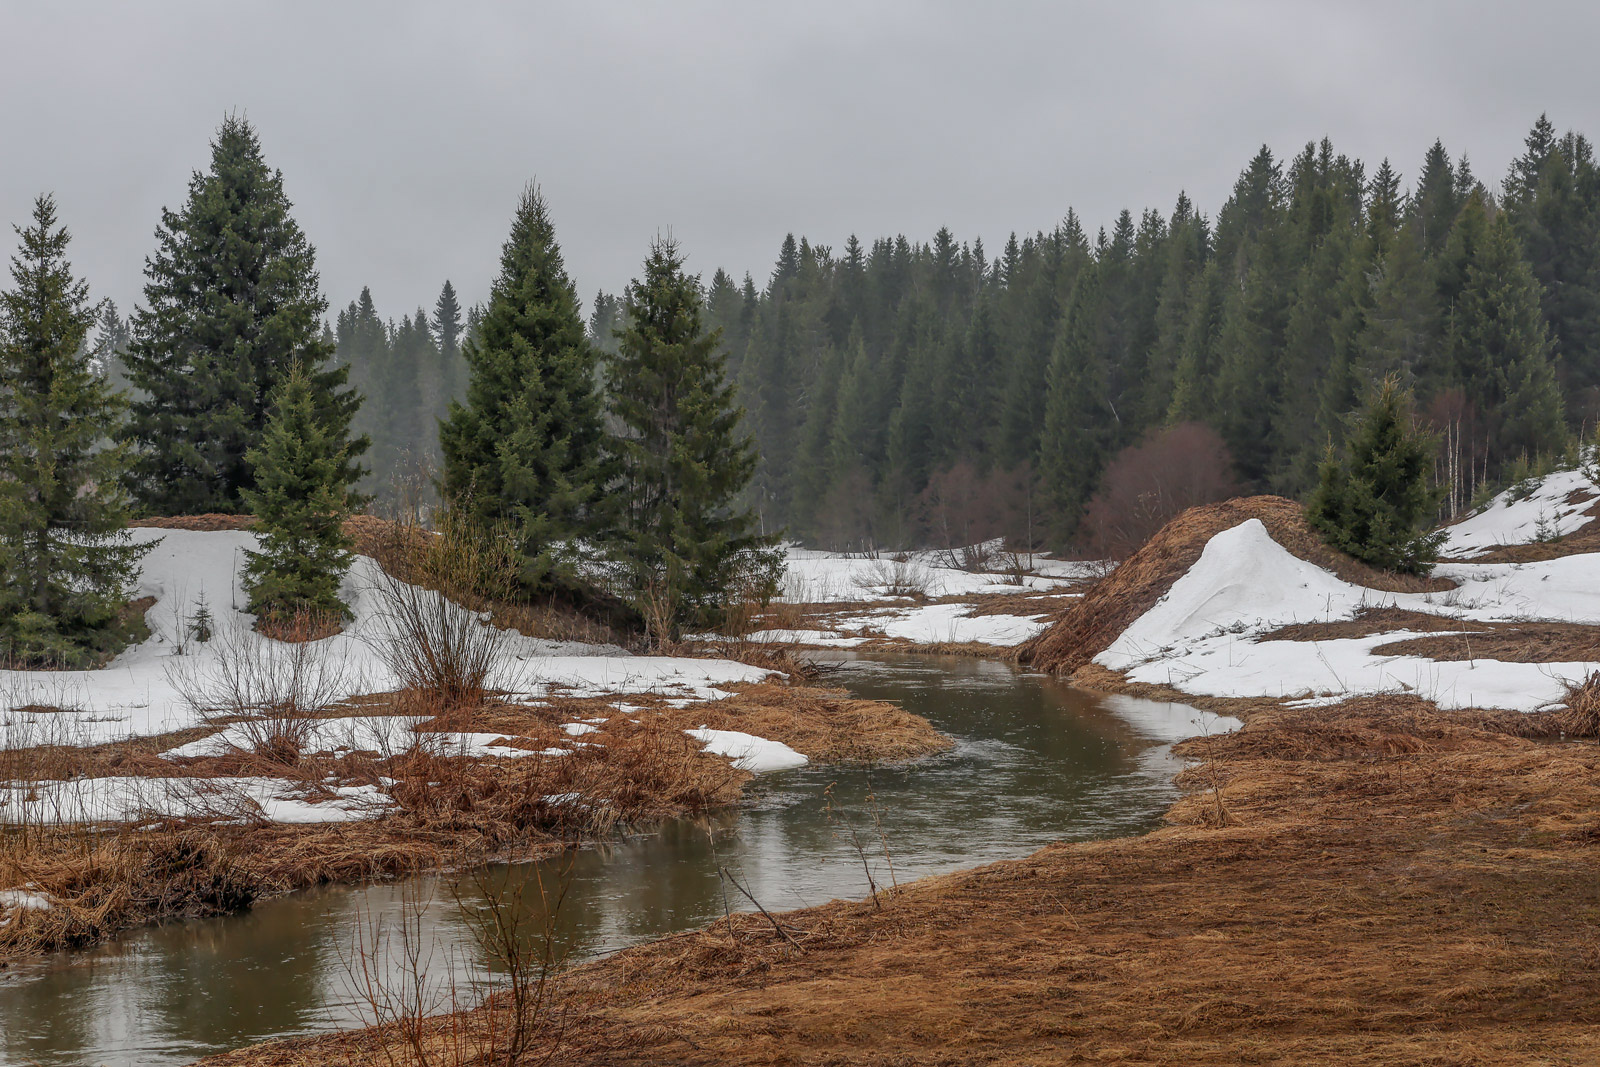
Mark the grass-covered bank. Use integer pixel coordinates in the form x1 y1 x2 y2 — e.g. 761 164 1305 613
195 694 1600 1067
0 678 945 963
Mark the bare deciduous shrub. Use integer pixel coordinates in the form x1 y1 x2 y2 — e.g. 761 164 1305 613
916 460 1046 554
368 507 522 712
1080 422 1240 559
167 612 355 766
457 862 571 1064
342 861 573 1066
852 559 930 599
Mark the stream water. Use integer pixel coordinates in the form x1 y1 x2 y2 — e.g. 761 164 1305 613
0 654 1225 1067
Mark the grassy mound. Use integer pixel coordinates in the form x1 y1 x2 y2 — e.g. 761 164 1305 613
1016 495 1453 677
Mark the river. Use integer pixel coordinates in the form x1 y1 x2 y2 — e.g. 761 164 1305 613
0 653 1229 1066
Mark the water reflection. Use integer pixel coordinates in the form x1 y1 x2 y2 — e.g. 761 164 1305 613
0 655 1217 1066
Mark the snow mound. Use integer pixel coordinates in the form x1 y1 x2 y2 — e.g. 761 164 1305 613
1097 519 1600 713
1444 468 1599 558
1099 520 1370 668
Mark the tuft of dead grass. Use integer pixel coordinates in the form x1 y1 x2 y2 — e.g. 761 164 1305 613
1558 671 1600 737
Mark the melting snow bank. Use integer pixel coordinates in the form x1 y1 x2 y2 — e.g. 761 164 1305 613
779 545 1090 603
687 727 809 773
1097 519 1600 713
0 776 392 825
744 605 1058 649
852 602 1052 645
159 716 567 760
0 528 777 748
1443 467 1598 558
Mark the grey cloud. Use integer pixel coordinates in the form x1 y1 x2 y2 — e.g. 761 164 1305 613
2 0 1595 318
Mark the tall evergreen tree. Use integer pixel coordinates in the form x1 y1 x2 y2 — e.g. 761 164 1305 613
606 238 779 638
431 278 467 408
122 116 364 514
1447 209 1566 465
336 287 393 495
1040 264 1113 542
439 185 613 590
92 299 134 395
241 365 355 626
0 195 150 666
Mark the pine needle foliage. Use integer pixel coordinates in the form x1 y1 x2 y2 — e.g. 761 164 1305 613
123 115 365 515
607 238 782 639
0 195 150 667
439 185 614 591
1306 377 1445 574
242 365 356 626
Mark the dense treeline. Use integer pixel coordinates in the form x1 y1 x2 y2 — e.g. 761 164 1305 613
331 281 475 498
598 117 1592 552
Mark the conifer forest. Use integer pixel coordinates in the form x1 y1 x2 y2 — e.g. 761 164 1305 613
41 113 1599 572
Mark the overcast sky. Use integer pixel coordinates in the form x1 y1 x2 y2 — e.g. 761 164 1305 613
3 1 1596 322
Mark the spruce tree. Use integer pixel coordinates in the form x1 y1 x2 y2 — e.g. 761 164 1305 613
92 299 134 395
1040 265 1113 543
1305 378 1444 574
123 116 364 514
1447 209 1565 466
0 195 150 666
439 185 613 590
241 365 355 627
606 238 780 638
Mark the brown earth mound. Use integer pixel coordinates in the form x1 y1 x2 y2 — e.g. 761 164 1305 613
129 513 256 531
1016 495 1453 677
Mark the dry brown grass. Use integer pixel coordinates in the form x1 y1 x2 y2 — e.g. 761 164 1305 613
0 675 942 963
648 681 951 764
1373 624 1600 663
1259 606 1600 665
1017 496 1455 676
1557 671 1600 737
203 697 1600 1067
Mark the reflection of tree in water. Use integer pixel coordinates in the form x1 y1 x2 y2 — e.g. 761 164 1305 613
142 895 342 1046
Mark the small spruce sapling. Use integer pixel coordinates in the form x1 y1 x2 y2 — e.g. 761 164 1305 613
241 365 356 629
1306 376 1445 574
189 592 215 644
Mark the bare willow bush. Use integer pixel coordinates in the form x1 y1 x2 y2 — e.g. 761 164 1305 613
853 558 931 599
342 864 572 1066
1080 421 1240 559
167 611 355 765
368 506 522 711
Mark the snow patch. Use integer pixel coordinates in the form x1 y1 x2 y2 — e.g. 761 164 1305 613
0 776 393 825
0 529 777 749
687 727 808 773
1444 468 1598 558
